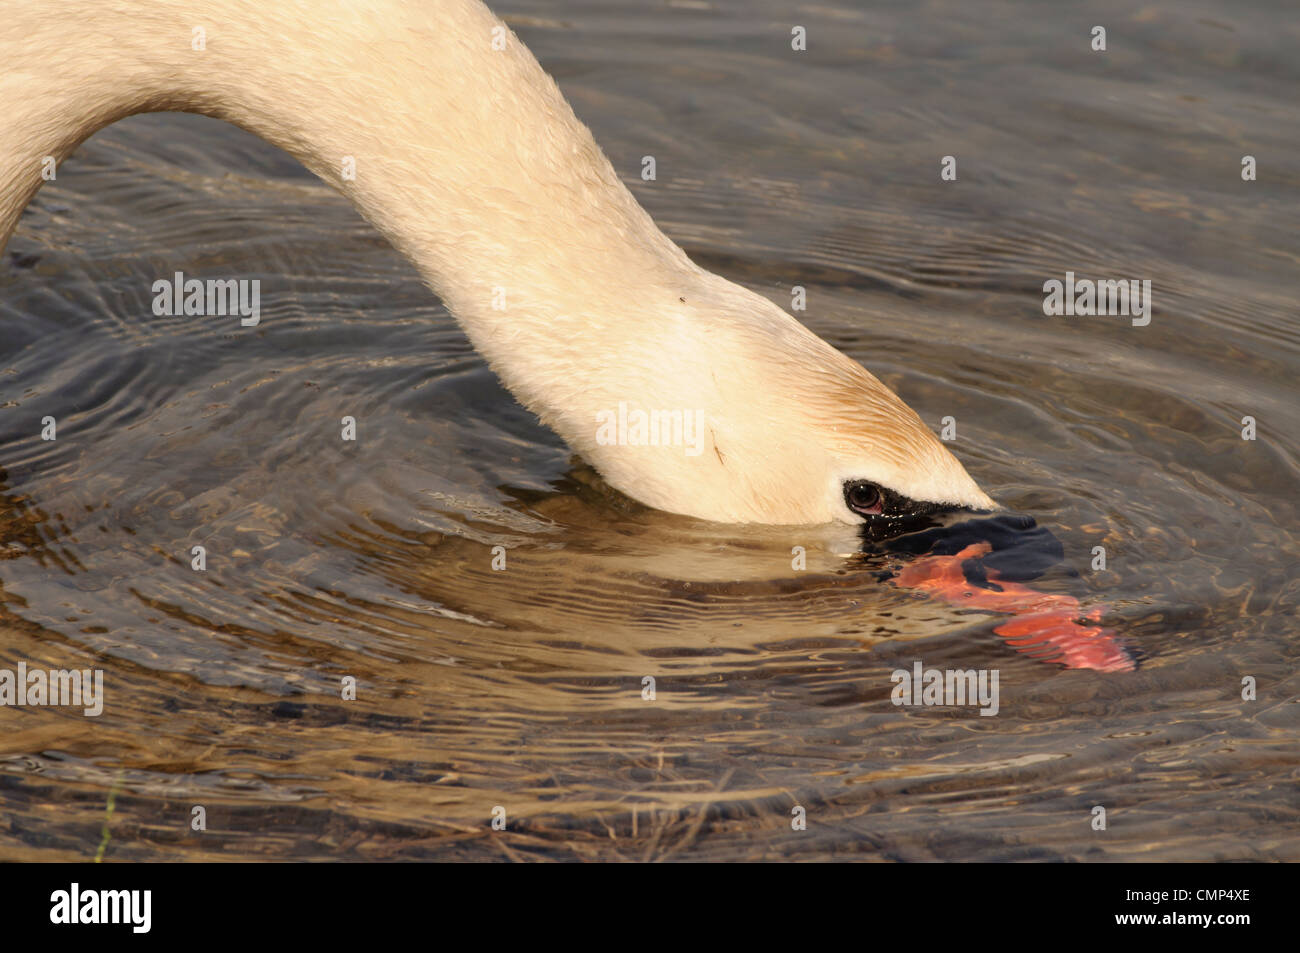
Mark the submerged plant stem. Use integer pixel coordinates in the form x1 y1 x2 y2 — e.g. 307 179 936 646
93 769 126 863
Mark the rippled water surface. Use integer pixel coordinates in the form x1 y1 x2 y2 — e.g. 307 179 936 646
2 0 1297 861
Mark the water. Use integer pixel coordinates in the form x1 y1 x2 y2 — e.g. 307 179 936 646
1 0 1296 861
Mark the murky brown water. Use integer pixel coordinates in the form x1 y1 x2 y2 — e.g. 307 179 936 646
1 0 1297 861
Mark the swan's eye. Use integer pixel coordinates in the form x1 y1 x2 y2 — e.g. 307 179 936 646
844 481 884 517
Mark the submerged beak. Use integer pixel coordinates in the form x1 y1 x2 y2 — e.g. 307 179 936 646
876 513 1065 585
861 512 1136 673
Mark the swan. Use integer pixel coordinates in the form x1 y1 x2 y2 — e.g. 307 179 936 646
0 0 996 526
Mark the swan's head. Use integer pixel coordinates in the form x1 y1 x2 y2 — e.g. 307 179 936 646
551 276 998 528
711 296 1000 528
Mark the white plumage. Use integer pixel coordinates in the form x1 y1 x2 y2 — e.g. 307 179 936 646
0 0 995 523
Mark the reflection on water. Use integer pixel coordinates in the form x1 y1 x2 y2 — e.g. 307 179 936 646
1 0 1297 860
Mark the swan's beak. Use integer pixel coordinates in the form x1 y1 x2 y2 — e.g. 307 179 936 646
853 496 1001 545
865 513 1138 673
871 513 1065 584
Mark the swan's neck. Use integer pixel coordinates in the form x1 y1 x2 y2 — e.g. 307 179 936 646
2 0 698 404
3 0 999 524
